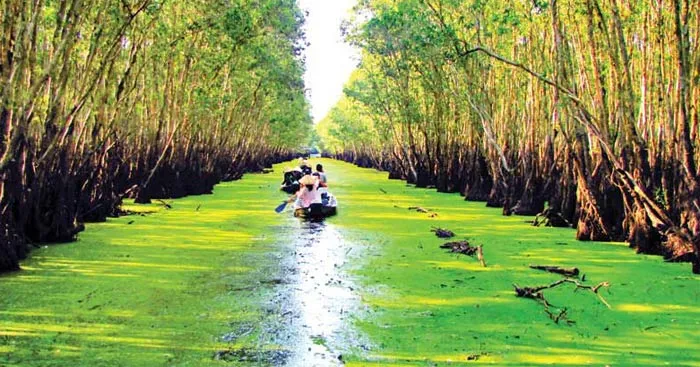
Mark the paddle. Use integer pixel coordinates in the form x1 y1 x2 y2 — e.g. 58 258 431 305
274 201 288 213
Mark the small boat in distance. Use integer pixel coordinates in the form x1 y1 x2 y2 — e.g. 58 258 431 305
280 166 337 220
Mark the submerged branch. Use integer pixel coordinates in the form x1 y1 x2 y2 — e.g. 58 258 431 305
514 277 611 323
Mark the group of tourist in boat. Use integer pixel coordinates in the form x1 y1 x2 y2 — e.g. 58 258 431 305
279 159 337 218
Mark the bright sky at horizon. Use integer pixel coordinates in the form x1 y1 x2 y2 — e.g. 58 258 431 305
298 0 359 124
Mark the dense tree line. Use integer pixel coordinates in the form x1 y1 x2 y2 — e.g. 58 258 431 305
319 0 700 272
0 0 312 271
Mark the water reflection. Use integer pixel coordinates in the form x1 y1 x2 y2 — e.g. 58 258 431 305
279 220 361 366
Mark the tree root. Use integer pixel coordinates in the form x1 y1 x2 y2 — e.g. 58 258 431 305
533 207 571 228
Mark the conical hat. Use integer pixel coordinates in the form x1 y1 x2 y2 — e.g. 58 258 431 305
299 175 315 185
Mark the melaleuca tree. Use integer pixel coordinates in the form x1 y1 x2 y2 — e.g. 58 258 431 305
0 0 312 271
322 0 700 272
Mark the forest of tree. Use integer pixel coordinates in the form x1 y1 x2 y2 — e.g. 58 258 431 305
0 0 312 271
319 0 700 273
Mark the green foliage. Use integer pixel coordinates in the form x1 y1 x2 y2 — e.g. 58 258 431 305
320 0 700 174
10 0 312 157
316 74 379 154
223 3 255 46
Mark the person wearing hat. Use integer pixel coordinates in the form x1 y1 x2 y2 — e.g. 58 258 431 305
282 167 302 182
299 159 312 175
280 167 303 194
286 175 322 216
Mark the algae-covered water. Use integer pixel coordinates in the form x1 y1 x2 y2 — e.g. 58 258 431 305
1 159 699 366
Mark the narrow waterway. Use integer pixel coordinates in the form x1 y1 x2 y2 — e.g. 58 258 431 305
270 220 361 366
215 218 364 366
1 159 698 366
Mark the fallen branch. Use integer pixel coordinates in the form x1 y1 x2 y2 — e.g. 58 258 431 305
529 265 579 278
513 278 611 324
156 199 172 209
409 206 430 213
439 241 487 267
440 241 478 255
431 227 455 238
477 245 486 267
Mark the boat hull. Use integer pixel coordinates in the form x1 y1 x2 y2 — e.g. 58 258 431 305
293 193 338 220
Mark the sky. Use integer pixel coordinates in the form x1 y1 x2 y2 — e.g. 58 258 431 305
297 0 360 124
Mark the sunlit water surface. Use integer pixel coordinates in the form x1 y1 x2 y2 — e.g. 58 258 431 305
261 220 364 366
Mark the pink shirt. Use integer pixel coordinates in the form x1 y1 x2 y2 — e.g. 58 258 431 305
295 183 321 208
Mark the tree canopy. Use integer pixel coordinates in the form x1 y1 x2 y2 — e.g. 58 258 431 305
322 0 700 272
0 0 312 270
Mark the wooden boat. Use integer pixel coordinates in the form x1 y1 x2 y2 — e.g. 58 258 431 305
294 192 338 219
